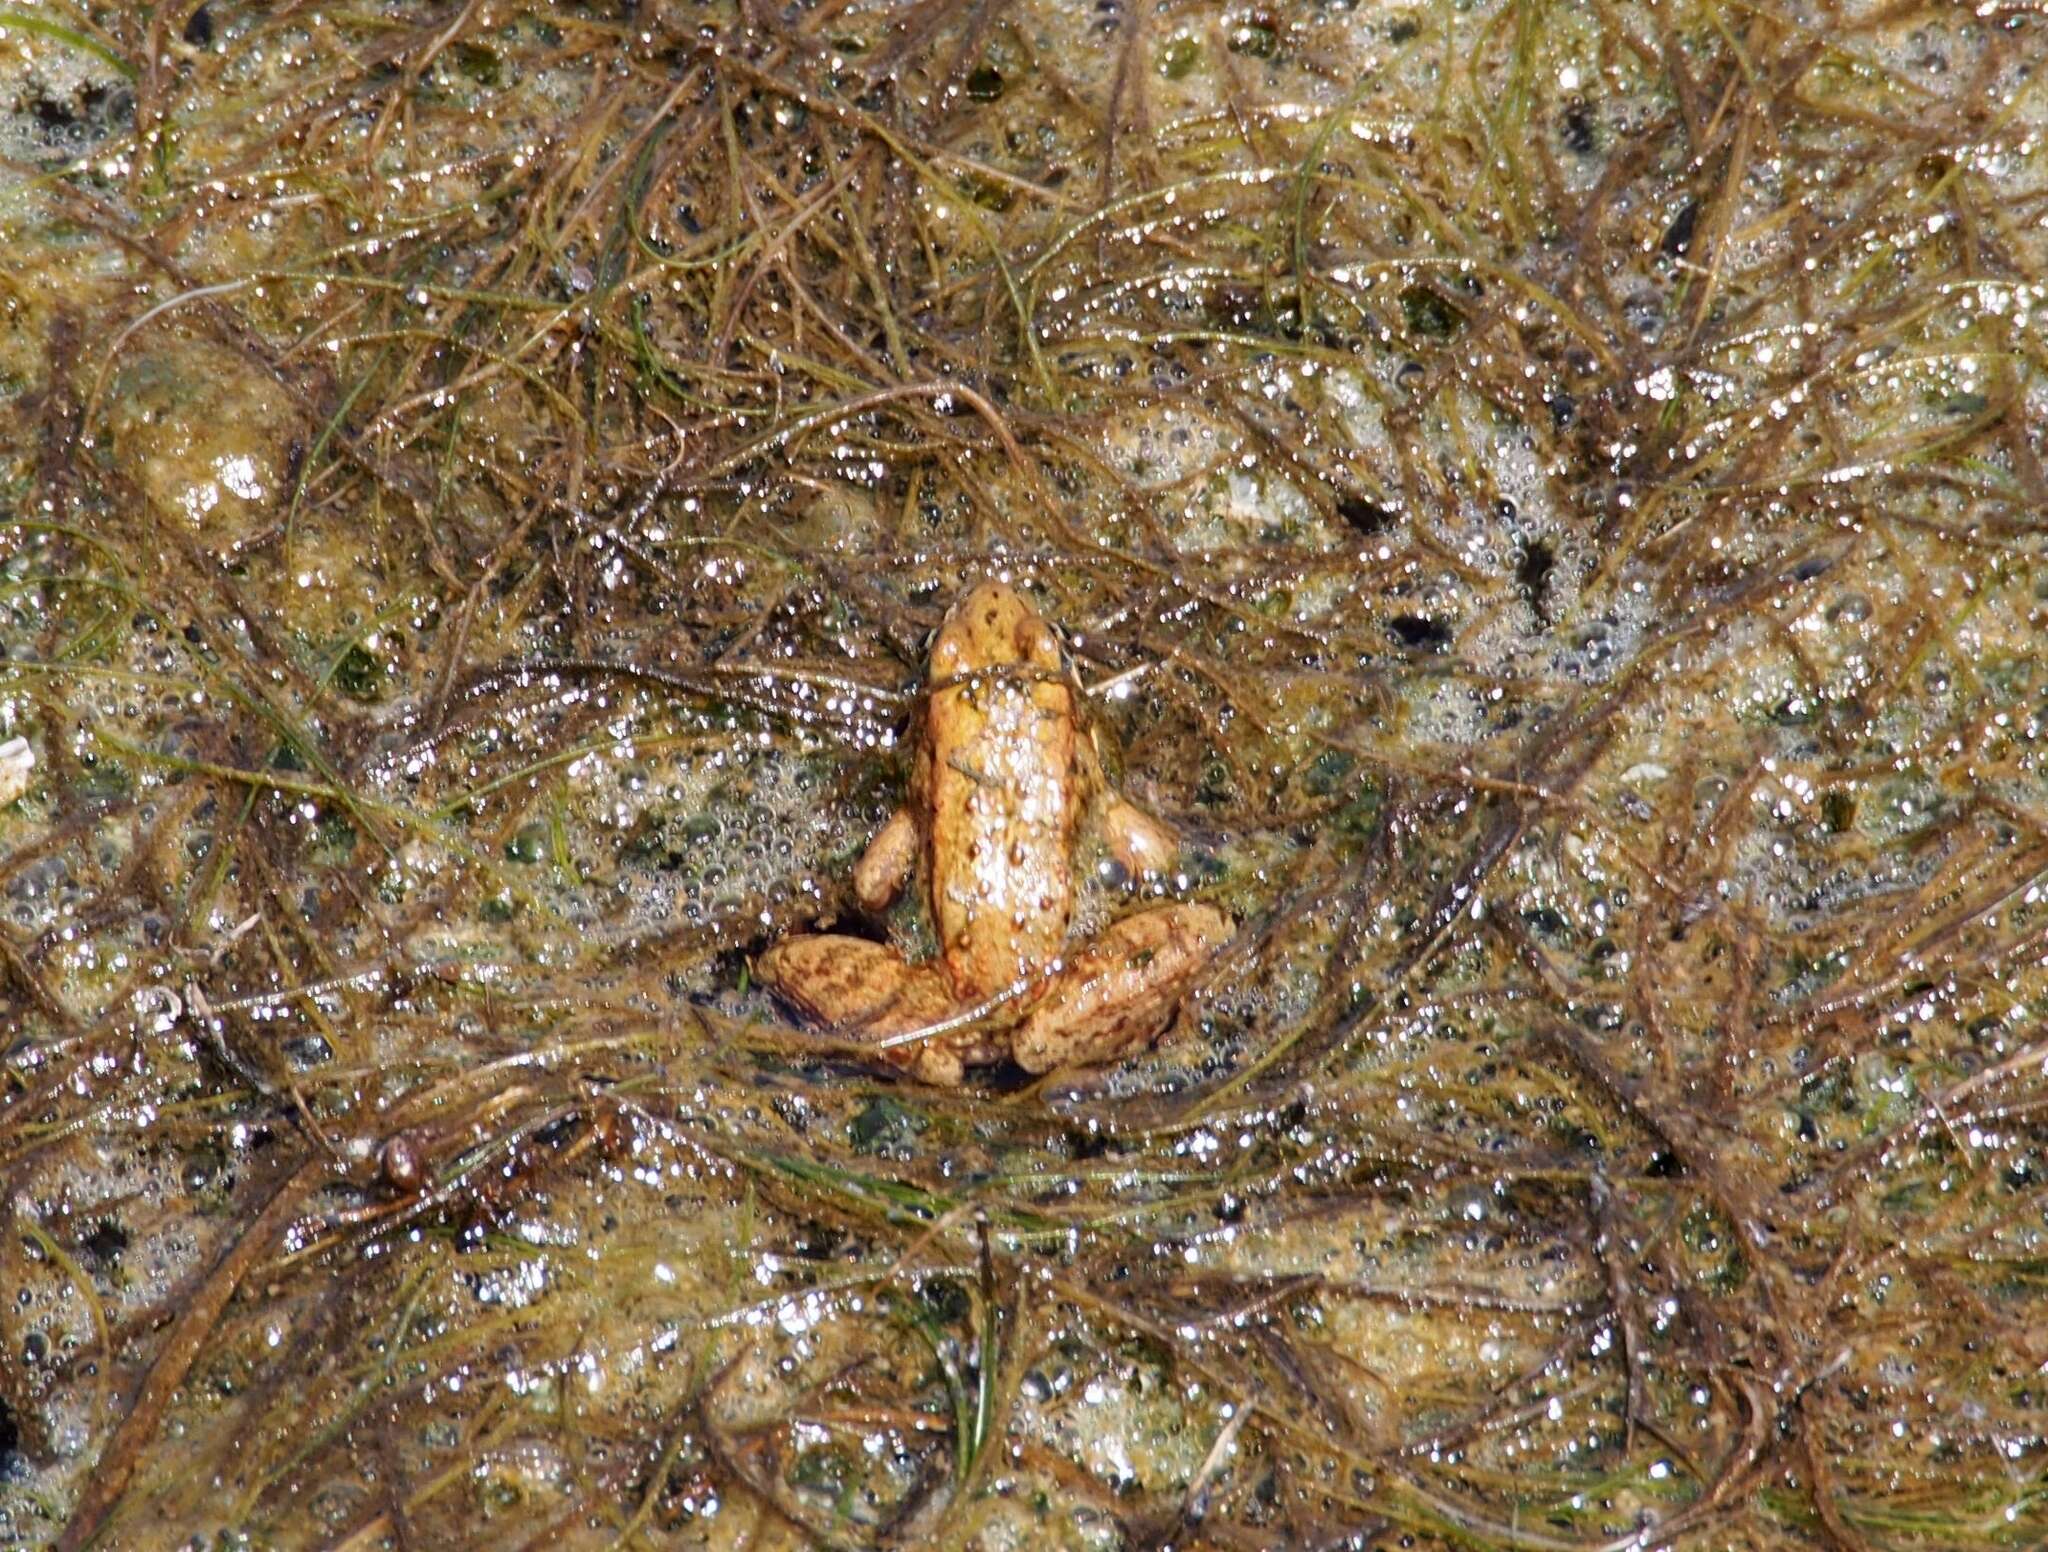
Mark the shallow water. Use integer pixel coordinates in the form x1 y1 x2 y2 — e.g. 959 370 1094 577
2 1 2046 1548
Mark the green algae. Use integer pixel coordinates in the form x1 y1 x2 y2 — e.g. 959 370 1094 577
1 0 2046 1549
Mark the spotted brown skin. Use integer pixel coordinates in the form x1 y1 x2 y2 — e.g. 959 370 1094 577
756 581 1230 1084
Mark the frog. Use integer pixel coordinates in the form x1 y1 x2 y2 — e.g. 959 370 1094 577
756 581 1231 1085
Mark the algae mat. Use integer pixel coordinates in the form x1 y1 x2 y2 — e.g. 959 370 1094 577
2 2 2046 1549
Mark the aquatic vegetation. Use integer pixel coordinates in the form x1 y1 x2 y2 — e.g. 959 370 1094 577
1 0 2045 1547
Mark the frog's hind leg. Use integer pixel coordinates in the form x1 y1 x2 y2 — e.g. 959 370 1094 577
851 808 918 911
1012 903 1232 1075
755 934 976 1085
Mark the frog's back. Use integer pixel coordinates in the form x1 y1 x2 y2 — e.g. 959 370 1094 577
921 583 1080 1000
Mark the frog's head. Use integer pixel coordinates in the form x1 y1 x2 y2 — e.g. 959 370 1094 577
930 581 1062 683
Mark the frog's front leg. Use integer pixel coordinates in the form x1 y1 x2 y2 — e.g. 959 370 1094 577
1082 731 1180 877
1099 796 1179 878
1011 903 1232 1075
851 807 918 911
755 933 988 1085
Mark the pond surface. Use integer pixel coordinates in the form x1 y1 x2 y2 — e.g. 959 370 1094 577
2 1 2046 1548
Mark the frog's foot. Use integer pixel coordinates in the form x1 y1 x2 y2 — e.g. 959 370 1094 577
755 934 995 1086
1011 903 1232 1075
851 807 918 911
